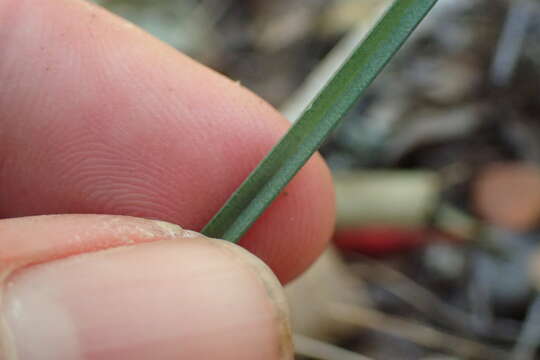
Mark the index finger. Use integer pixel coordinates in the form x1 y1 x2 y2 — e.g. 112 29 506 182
0 0 335 283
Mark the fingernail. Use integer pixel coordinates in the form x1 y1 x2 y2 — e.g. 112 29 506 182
1 233 292 360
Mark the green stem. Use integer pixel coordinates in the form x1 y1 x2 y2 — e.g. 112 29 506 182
202 0 439 242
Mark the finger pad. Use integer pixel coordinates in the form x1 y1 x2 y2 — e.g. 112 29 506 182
0 0 335 282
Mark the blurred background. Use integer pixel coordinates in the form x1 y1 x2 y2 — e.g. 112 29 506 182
92 0 540 359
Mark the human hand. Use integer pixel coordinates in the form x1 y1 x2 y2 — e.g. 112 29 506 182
0 0 335 359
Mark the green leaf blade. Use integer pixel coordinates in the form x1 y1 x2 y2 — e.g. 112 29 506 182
202 0 438 242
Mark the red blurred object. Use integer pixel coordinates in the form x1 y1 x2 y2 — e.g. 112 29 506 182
333 226 428 255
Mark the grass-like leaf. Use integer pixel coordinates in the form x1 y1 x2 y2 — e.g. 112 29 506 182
202 0 438 242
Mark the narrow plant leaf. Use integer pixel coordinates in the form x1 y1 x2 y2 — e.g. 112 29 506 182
202 0 438 242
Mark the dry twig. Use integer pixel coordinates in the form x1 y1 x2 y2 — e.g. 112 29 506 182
330 303 510 360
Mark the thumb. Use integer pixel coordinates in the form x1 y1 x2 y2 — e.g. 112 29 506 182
0 215 292 360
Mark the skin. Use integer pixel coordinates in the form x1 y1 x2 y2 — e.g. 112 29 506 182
0 0 335 359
